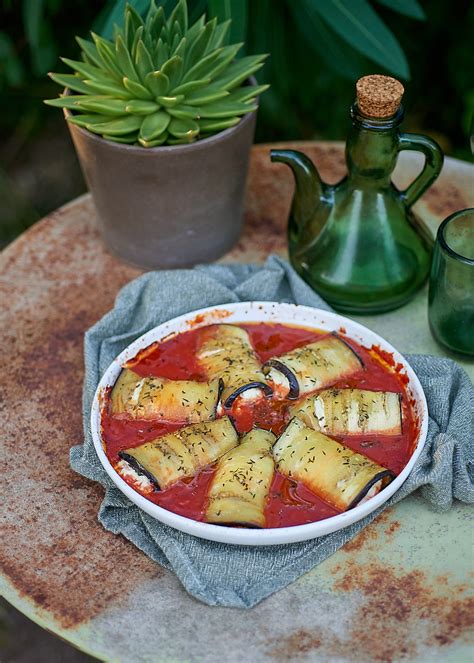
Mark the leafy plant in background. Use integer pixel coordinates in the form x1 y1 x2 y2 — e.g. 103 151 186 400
1 0 473 246
96 0 423 79
46 0 268 146
0 0 68 90
92 0 425 140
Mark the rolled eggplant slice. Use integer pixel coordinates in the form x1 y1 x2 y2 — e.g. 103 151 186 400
289 388 402 435
264 334 363 399
205 428 276 528
196 324 272 407
119 416 238 490
110 368 221 423
273 418 394 510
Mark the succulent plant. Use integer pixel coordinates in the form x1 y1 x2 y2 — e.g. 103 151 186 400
45 0 268 147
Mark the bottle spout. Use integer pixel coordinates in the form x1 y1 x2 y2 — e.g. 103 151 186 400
270 149 328 213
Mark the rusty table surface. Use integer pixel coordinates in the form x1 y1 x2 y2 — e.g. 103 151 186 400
1 142 473 663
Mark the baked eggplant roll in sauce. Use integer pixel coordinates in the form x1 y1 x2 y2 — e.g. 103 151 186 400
196 324 272 407
273 418 394 510
119 416 238 490
111 368 221 423
205 428 275 528
289 388 402 435
263 334 362 399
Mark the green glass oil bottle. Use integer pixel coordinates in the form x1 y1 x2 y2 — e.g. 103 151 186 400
271 75 444 314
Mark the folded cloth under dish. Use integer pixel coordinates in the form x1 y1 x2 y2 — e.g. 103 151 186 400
70 255 474 608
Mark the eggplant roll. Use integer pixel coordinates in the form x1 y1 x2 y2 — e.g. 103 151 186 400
273 418 394 510
205 428 276 528
196 324 272 407
119 416 238 490
264 334 363 399
110 368 221 423
289 388 402 435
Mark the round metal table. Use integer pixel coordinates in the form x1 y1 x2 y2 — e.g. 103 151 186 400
1 142 473 662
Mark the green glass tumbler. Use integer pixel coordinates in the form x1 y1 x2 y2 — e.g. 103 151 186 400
428 208 474 357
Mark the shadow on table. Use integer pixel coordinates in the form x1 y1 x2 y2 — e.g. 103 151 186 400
0 599 96 663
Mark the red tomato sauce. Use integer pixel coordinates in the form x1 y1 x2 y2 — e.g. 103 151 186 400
102 322 418 528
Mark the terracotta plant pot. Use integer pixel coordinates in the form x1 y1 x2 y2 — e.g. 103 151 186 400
65 104 257 269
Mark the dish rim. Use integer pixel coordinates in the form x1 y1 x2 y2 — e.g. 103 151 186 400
90 301 428 546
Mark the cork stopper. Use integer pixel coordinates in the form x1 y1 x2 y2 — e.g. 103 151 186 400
356 75 404 118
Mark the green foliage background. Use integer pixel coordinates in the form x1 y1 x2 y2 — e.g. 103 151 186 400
0 0 473 245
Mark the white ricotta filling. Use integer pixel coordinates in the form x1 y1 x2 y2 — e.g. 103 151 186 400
267 368 290 397
313 396 326 431
219 387 264 411
117 459 153 491
130 378 146 406
198 347 222 358
238 387 264 402
358 480 383 504
336 478 382 504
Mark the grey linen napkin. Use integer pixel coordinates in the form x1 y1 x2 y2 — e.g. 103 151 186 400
70 255 474 608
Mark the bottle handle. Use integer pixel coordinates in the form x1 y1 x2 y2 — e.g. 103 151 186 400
397 133 444 208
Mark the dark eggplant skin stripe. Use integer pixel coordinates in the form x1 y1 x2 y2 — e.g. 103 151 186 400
223 381 273 408
227 412 240 435
397 393 403 433
118 451 161 491
274 416 297 446
347 469 395 510
263 359 300 399
217 377 225 399
330 332 364 368
215 377 225 416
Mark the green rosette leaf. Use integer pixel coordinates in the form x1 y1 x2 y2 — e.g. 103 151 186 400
45 0 268 147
